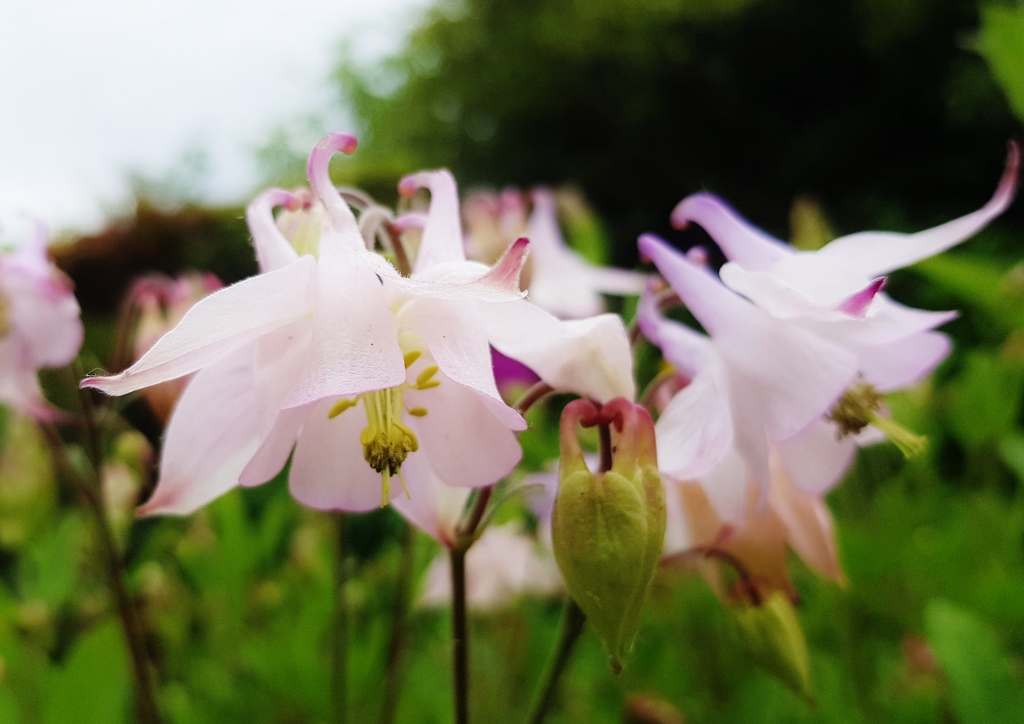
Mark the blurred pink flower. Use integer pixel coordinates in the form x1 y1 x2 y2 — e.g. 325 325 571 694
418 523 562 610
524 188 646 319
0 228 82 419
128 272 223 423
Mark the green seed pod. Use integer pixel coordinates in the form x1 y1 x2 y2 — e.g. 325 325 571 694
552 398 666 674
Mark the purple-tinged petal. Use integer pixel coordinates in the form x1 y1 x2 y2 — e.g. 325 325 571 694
245 188 302 272
289 398 406 511
655 365 734 482
388 238 530 303
835 278 887 317
307 133 366 252
399 170 466 273
812 142 1020 278
405 369 523 487
137 347 261 516
484 300 635 402
83 257 318 396
670 193 792 271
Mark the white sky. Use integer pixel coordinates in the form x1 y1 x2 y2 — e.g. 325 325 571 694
0 0 431 235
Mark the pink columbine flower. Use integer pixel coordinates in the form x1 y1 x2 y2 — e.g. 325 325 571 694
83 132 633 516
637 242 859 509
670 144 1020 420
0 227 83 419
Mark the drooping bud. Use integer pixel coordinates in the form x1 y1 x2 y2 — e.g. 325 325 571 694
733 591 814 703
551 397 666 673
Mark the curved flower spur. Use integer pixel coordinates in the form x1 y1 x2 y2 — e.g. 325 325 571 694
83 132 634 516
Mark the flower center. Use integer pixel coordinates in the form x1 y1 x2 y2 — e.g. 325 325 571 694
328 348 441 506
828 380 926 458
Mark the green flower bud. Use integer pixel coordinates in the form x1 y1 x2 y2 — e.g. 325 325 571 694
734 591 814 703
552 397 666 674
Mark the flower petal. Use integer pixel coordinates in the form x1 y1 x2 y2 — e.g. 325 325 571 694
405 369 523 487
774 418 857 496
390 463 470 546
484 299 635 402
238 405 312 487
137 347 261 516
288 398 405 511
281 242 406 407
83 257 317 396
399 170 466 273
805 143 1019 279
397 298 525 430
245 188 302 272
670 193 792 271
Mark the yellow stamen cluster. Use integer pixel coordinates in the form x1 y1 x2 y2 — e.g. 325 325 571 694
328 350 443 505
0 292 10 339
828 380 927 458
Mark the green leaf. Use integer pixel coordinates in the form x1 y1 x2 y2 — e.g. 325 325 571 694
977 5 1024 123
44 621 129 724
925 599 1024 724
947 352 1024 448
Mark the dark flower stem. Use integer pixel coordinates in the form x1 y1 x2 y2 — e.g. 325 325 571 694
450 547 469 724
524 599 587 724
380 521 415 724
332 514 350 724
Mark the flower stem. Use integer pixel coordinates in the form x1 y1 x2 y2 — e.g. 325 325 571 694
524 599 587 724
38 419 161 724
380 521 415 724
332 514 349 724
450 546 469 724
514 382 553 417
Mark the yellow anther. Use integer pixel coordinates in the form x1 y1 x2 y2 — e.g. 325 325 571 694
417 379 441 390
360 424 378 446
403 350 422 369
328 398 359 419
416 365 440 388
829 380 927 460
870 414 928 458
406 406 428 417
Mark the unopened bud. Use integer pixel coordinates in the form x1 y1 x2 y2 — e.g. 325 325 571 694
552 398 666 673
733 591 814 702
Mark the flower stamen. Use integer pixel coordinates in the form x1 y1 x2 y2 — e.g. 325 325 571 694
828 380 927 458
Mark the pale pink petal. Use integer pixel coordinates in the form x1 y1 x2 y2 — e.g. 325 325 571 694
835 278 888 317
774 419 857 496
245 188 302 272
281 242 405 407
637 282 712 375
390 465 470 546
382 238 529 303
405 369 523 487
288 398 407 511
84 257 317 395
483 300 635 402
397 298 525 430
0 340 58 419
399 170 466 273
655 363 734 482
699 447 751 524
768 458 846 584
670 193 792 271
848 330 951 392
814 143 1019 279
137 347 261 516
238 405 312 487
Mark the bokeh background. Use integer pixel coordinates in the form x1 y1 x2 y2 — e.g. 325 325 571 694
2 0 1024 721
